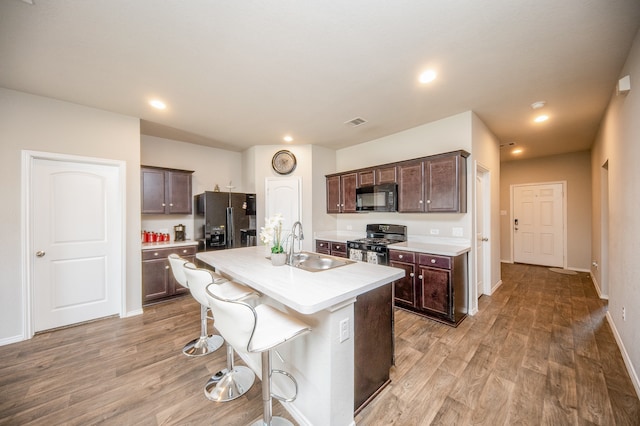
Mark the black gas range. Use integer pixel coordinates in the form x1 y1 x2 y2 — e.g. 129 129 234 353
347 224 407 265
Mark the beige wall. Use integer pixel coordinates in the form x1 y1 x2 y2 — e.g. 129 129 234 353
471 113 502 294
500 151 592 270
0 88 141 342
591 28 640 393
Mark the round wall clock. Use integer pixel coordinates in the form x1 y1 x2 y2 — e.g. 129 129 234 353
271 150 297 175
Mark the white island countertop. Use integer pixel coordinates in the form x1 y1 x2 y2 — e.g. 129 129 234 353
197 246 405 315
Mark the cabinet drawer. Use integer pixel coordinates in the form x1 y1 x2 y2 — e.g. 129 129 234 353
142 245 197 260
418 253 451 269
330 242 347 255
389 250 415 263
316 240 331 254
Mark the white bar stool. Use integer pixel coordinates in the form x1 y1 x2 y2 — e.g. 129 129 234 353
184 264 260 402
205 280 311 426
168 254 225 357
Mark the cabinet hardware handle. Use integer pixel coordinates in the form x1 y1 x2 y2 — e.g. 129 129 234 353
35 250 46 257
431 259 436 263
426 200 431 204
419 200 423 204
182 249 187 253
169 203 173 207
336 204 340 207
418 275 423 280
162 203 166 207
399 254 403 259
165 265 170 270
335 245 340 249
409 272 414 277
154 252 159 256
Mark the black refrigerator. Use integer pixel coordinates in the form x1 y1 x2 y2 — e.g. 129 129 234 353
194 191 257 251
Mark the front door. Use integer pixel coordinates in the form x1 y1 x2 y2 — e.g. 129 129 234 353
512 182 564 268
30 154 123 332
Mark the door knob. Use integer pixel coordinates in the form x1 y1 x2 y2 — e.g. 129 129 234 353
482 237 489 242
36 250 46 257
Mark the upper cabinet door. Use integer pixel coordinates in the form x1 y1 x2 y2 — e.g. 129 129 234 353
341 173 358 213
397 161 424 213
326 175 341 213
141 168 167 214
425 154 466 213
166 170 192 214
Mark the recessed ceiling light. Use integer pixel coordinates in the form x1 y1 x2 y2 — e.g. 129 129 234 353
149 99 166 110
418 69 437 84
512 148 523 155
531 101 546 109
534 114 549 123
283 135 293 142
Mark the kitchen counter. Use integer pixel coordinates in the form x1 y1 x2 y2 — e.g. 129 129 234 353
197 246 404 426
389 240 470 256
197 246 403 314
141 240 198 250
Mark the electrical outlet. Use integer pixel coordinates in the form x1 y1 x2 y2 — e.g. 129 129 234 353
623 307 626 321
339 318 349 342
430 229 440 235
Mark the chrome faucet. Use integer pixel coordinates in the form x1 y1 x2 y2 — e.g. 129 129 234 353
288 221 304 264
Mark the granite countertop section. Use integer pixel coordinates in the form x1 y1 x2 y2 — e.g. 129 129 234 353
388 240 470 257
197 246 404 315
142 240 198 250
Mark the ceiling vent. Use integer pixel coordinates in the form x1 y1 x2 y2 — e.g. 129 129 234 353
344 117 367 127
499 142 517 148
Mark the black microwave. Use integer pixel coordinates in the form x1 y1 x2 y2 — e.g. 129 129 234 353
356 183 398 212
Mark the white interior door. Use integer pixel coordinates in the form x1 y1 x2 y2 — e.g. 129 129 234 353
512 183 564 268
31 156 122 332
475 174 485 298
265 177 302 246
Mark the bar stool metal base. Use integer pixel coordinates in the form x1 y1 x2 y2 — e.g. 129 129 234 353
250 416 293 426
204 365 255 402
182 334 224 357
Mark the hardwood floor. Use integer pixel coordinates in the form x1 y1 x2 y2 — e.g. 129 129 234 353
1 263 639 425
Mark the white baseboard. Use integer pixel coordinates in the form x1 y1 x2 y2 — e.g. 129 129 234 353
489 279 503 295
0 334 26 347
125 308 144 317
568 267 590 273
605 311 640 400
589 272 609 300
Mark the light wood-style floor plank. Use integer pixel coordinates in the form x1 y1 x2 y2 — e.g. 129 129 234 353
1 263 639 425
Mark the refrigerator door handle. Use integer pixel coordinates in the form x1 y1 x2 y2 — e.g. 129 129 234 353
226 207 234 249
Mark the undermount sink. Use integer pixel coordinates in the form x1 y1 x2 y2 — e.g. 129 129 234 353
290 251 355 272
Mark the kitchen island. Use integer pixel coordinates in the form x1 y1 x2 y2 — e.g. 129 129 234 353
197 246 404 426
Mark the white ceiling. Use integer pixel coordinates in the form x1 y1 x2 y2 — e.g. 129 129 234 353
1 1 639 162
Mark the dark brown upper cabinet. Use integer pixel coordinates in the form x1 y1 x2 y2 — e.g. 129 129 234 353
141 166 194 214
326 172 357 213
397 151 468 213
326 150 468 214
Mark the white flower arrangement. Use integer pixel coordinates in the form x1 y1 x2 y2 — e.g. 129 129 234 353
260 213 285 254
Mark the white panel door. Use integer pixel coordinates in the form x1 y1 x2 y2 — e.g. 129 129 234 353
32 158 122 331
265 177 302 242
513 183 564 267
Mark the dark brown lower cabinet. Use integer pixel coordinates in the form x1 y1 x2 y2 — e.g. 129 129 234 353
315 239 347 258
142 244 197 305
390 249 468 326
354 284 393 414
